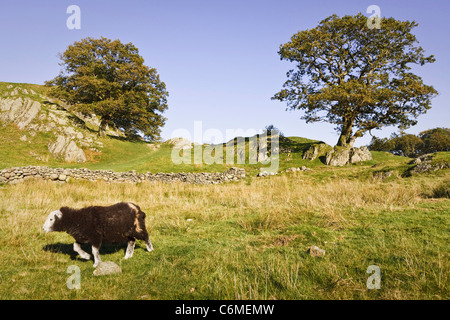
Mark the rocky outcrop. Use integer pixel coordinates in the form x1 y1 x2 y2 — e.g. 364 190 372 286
48 135 87 163
0 97 41 130
0 166 246 185
0 85 111 163
324 146 372 166
302 142 333 161
406 153 450 176
409 153 434 165
165 137 194 150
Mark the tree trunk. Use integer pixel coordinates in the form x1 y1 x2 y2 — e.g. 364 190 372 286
98 120 108 137
336 120 354 148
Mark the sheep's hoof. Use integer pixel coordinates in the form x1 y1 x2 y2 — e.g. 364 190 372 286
80 253 91 260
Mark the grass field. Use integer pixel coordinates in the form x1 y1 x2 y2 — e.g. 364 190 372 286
0 163 448 300
0 90 448 299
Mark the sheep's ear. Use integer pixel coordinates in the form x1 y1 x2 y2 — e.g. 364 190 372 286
55 210 63 219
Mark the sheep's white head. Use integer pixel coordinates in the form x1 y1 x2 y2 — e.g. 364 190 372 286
42 210 62 233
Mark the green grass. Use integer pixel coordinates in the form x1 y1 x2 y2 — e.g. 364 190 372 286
0 120 328 174
1 82 449 300
0 170 448 300
0 82 48 102
0 124 57 168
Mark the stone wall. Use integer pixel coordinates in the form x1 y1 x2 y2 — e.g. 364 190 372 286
0 166 246 185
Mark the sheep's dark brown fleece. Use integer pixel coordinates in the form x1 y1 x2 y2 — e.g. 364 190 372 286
44 202 153 267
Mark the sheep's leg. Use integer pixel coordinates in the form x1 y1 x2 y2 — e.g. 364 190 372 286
124 240 135 259
73 242 91 260
92 245 101 268
145 238 154 252
139 231 154 252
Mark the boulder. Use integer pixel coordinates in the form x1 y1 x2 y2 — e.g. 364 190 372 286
325 146 372 166
308 245 326 257
349 146 373 163
325 147 351 166
48 135 87 163
93 261 122 276
302 142 333 161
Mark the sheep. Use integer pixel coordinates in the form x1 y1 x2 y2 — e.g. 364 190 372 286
43 202 153 267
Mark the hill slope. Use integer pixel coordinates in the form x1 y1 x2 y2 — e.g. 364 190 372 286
0 82 326 173
2 81 449 180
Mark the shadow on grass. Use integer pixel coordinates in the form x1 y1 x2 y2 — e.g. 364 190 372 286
42 242 131 261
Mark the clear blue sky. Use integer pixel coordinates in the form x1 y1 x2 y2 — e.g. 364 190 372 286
0 0 448 146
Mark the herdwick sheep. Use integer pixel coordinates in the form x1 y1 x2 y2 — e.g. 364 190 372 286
43 202 154 267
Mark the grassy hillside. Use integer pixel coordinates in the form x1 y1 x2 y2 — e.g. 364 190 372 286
0 115 325 174
0 81 427 177
0 82 448 300
0 81 48 99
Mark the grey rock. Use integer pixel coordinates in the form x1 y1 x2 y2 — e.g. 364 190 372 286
48 136 86 163
409 153 434 165
165 137 193 150
410 158 450 175
325 147 351 166
303 142 333 161
308 245 326 257
0 166 246 185
93 261 122 276
349 146 372 163
0 98 41 129
325 146 372 166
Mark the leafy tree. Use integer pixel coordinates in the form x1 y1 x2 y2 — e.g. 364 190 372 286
419 128 450 153
264 124 284 137
46 37 168 141
369 127 450 157
391 133 424 157
368 136 394 152
272 13 438 148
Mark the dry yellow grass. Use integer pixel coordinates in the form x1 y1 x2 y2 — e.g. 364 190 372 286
0 172 448 299
0 174 434 238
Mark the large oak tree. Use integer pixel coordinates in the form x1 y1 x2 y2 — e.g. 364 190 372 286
46 37 168 141
272 14 438 148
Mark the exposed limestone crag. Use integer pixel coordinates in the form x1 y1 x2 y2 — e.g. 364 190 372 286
0 85 109 163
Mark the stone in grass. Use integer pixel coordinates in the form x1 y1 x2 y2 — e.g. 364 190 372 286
308 245 326 257
93 261 122 276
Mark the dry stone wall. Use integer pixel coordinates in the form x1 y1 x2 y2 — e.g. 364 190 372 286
0 166 246 185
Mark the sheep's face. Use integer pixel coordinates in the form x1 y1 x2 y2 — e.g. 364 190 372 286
42 210 62 233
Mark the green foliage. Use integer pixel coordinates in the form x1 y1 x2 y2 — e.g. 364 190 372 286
391 134 424 157
369 128 450 157
264 124 284 137
419 128 450 154
272 13 437 148
45 37 169 141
